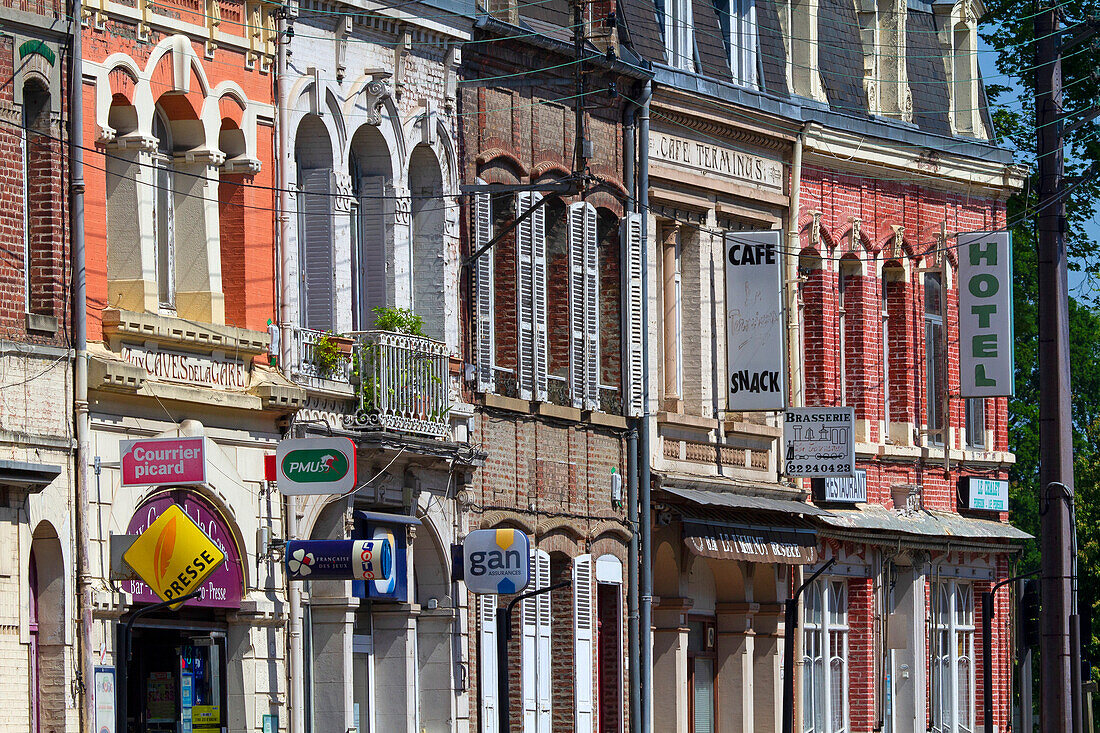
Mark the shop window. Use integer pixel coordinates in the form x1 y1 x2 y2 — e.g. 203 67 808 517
353 620 375 733
924 272 945 443
965 398 985 448
688 618 716 733
661 0 696 71
802 578 849 733
152 110 176 312
931 580 975 733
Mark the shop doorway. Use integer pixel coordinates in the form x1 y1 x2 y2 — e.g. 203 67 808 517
120 624 227 733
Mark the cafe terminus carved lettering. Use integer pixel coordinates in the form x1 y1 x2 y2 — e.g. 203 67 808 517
651 132 783 190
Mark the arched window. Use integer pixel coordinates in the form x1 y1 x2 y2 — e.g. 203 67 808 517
924 271 945 443
152 110 175 311
22 81 54 319
409 145 445 340
296 115 334 332
349 126 392 331
29 549 39 733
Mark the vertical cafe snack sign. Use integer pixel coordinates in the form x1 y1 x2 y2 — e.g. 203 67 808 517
725 230 785 411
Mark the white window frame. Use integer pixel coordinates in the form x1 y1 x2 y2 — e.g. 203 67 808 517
931 579 976 733
924 272 945 444
663 0 695 71
802 577 849 733
728 0 758 87
965 398 985 449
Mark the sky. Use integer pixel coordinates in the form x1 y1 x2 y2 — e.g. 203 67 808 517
977 30 1099 300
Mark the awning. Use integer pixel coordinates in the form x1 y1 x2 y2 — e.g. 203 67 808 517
814 503 1032 547
683 520 817 564
658 486 824 565
0 459 61 492
659 485 834 517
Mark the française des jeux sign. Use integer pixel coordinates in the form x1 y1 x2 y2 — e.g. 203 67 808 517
120 437 206 487
957 231 1013 397
285 537 394 581
725 230 785 411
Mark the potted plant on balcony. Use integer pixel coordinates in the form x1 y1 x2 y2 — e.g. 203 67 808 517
312 332 349 379
358 308 444 421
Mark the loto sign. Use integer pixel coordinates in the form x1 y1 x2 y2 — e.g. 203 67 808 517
462 528 531 594
285 536 393 581
957 231 1013 397
123 504 225 609
120 437 206 487
276 438 357 495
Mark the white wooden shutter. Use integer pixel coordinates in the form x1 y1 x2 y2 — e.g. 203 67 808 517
583 205 600 410
621 214 644 417
474 182 494 393
568 202 599 409
569 203 587 408
516 192 536 401
535 550 552 733
299 168 334 331
523 545 549 732
358 175 387 329
479 595 499 733
531 196 548 402
573 554 595 733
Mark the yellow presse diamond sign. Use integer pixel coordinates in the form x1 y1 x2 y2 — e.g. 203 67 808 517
124 504 225 609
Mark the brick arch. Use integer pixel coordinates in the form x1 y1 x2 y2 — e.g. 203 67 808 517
476 151 526 182
531 160 570 180
475 510 537 535
107 66 137 106
536 529 581 557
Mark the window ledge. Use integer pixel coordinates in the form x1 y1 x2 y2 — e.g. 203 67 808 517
480 392 629 428
102 308 270 356
25 312 57 335
657 411 719 431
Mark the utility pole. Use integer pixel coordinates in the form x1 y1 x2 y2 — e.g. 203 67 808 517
573 0 588 179
1035 4 1079 732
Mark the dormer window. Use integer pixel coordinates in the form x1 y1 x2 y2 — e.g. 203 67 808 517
661 0 695 71
936 0 987 138
714 0 758 86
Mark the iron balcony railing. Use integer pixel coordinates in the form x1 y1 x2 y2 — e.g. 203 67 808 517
353 330 451 438
291 327 353 385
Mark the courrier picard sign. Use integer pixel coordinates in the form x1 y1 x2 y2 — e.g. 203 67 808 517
120 437 206 487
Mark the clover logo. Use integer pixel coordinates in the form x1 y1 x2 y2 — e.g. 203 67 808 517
288 548 314 576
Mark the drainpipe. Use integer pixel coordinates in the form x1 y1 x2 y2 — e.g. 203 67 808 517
784 125 806 733
622 89 640 733
277 5 294 368
69 4 93 732
276 11 304 733
637 80 652 733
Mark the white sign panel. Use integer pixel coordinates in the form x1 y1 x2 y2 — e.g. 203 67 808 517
463 528 531 595
963 477 1008 512
958 231 1013 397
783 407 855 477
725 230 785 411
94 667 116 733
812 469 867 503
276 437 357 495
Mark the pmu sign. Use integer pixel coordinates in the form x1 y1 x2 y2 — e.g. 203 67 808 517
463 528 530 594
958 231 1013 397
276 437 357 495
285 536 393 581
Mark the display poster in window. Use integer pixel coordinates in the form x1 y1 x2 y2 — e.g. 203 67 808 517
94 667 115 733
957 231 1013 397
725 230 785 411
146 672 175 723
783 407 855 477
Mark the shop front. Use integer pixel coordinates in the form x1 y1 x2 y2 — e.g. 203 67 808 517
118 491 245 733
651 487 828 733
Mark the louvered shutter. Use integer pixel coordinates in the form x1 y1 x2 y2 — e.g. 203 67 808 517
531 195 548 402
573 554 595 733
299 168 334 331
474 182 494 392
535 550 552 733
479 595 499 733
583 205 599 410
358 175 387 329
569 203 587 408
516 192 536 401
569 202 599 409
621 214 644 417
521 543 538 730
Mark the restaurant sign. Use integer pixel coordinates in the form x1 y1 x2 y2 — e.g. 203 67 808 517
683 521 816 565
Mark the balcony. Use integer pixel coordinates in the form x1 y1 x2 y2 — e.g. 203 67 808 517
292 328 451 438
352 331 451 438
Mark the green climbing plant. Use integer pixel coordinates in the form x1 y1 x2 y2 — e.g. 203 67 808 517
311 332 347 378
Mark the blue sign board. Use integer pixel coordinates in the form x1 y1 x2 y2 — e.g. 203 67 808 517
285 537 393 581
352 512 413 602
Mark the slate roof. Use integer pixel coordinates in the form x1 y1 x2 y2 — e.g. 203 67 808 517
618 0 997 142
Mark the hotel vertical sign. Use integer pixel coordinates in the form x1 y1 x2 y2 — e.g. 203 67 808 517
958 231 1013 397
